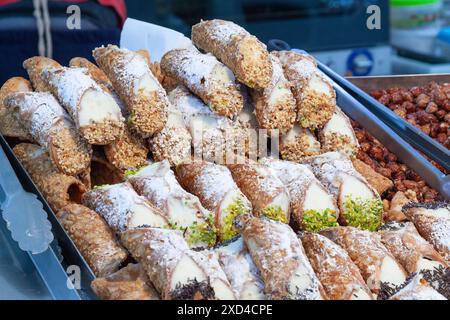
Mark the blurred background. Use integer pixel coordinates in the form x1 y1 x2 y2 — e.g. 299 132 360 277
1 0 450 84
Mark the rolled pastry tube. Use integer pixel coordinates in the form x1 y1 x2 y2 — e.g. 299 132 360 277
300 232 373 300
90 150 125 186
213 236 266 300
176 161 252 242
389 274 447 300
379 221 449 299
235 215 326 300
82 182 168 233
5 92 92 175
302 152 383 231
352 158 394 196
93 45 169 138
280 125 321 162
91 263 160 300
149 100 192 167
69 57 126 112
121 227 235 300
249 54 296 132
384 190 417 222
273 51 336 129
168 85 249 164
22 56 62 92
104 128 149 171
320 226 408 298
56 204 128 277
13 143 87 212
403 202 450 265
0 77 34 141
44 67 125 145
191 19 272 89
127 160 216 249
160 48 244 118
260 158 339 232
319 107 359 157
227 161 290 223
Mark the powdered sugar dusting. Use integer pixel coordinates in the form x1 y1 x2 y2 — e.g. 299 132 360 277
45 67 103 120
8 92 71 148
197 163 242 209
206 20 249 44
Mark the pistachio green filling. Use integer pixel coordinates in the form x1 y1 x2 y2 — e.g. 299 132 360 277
169 213 217 247
93 184 109 190
342 196 383 231
124 168 140 178
302 208 338 232
220 198 251 242
262 205 288 224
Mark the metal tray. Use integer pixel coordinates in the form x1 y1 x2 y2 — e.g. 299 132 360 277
319 64 450 174
0 70 448 300
0 135 97 300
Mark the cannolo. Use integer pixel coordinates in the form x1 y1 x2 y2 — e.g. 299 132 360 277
280 125 321 162
176 161 252 242
56 204 128 277
235 215 326 300
379 221 449 298
319 107 359 156
121 227 235 300
352 158 394 195
104 128 149 171
384 190 418 222
82 182 168 233
191 19 272 89
213 236 265 300
302 152 383 231
320 226 408 298
403 202 450 264
13 143 86 212
160 48 244 118
227 160 290 223
5 92 92 175
0 77 34 141
249 54 296 132
126 160 216 248
148 100 192 167
273 51 336 129
260 158 339 232
91 263 160 300
93 45 169 137
168 86 249 164
69 57 126 112
389 274 447 300
22 56 62 92
148 61 179 92
300 232 373 300
44 67 125 145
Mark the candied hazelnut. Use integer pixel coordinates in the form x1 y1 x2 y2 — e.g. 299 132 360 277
435 109 446 120
388 103 401 111
371 90 384 99
402 101 416 113
370 145 384 161
420 124 431 135
416 110 437 124
445 113 450 123
430 122 440 137
425 102 438 114
393 107 407 118
403 180 418 191
416 93 431 108
393 171 406 180
385 153 397 162
378 94 390 105
391 92 403 104
439 122 449 133
410 86 423 97
401 91 414 102
443 101 450 112
376 167 392 178
437 133 447 143
360 142 371 153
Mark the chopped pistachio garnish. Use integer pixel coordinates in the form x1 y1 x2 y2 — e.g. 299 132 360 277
302 208 338 232
169 214 217 247
262 205 288 224
342 195 383 231
220 198 251 242
93 184 109 190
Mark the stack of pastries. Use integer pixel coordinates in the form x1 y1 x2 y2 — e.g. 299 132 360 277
0 19 448 300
